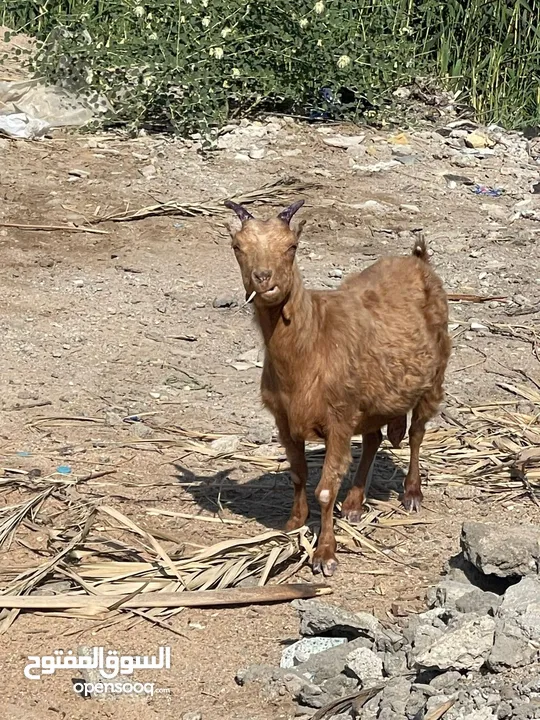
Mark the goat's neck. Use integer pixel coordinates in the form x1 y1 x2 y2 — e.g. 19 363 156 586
255 268 315 373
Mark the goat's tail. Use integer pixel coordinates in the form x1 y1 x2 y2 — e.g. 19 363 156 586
412 233 429 263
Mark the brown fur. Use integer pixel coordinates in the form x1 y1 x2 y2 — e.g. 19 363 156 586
226 205 451 577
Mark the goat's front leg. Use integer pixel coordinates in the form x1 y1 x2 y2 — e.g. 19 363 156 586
276 417 309 531
313 432 352 577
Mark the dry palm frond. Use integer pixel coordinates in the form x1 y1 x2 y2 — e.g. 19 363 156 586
0 501 317 631
89 177 317 224
0 488 53 550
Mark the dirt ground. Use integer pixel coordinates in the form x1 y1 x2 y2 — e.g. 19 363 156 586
0 117 539 720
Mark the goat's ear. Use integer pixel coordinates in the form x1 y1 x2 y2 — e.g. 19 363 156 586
293 219 306 240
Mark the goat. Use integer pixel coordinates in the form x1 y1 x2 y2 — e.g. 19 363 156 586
224 199 451 577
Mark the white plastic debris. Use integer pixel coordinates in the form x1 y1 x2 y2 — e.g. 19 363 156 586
0 112 50 139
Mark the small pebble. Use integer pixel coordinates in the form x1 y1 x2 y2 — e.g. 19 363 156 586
212 296 237 309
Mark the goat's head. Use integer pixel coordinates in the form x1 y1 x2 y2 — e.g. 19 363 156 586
224 199 305 306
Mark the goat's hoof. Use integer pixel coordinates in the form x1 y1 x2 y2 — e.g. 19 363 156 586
342 508 363 524
312 555 338 577
402 490 423 512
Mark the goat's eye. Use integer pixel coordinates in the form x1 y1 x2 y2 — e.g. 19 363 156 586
287 244 298 255
232 245 242 254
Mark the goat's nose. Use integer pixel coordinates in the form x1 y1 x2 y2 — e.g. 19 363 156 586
253 269 272 284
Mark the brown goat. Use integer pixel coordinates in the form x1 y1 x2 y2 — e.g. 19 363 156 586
225 199 451 577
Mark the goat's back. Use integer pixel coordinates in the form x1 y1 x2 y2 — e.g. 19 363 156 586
309 255 450 417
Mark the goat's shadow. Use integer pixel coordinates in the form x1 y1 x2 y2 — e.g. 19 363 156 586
177 443 406 529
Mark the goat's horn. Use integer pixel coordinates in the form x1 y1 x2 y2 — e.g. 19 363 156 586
224 200 254 222
278 200 305 224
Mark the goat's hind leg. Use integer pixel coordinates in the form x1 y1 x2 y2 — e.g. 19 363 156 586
403 394 439 512
342 430 382 523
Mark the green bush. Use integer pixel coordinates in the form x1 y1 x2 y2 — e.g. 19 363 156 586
2 0 540 134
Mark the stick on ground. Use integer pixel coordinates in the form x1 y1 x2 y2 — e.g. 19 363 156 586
0 583 331 610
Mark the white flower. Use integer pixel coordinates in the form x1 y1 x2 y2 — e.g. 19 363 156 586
299 18 308 28
148 32 157 40
232 68 241 77
337 54 351 69
210 46 224 59
317 39 323 47
201 0 208 5
314 1 325 13
221 27 232 38
134 5 145 17
202 16 211 27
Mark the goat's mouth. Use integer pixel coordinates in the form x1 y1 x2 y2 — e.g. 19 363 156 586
258 285 280 300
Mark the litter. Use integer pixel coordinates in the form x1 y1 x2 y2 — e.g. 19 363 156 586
471 185 504 198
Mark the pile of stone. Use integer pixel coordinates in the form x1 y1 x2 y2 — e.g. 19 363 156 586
236 521 540 720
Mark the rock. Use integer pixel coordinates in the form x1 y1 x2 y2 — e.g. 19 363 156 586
461 522 540 577
292 600 381 639
140 164 157 179
487 577 540 671
411 625 446 657
212 296 238 309
378 711 407 720
426 694 454 711
376 626 404 652
323 134 365 149
415 615 496 671
182 714 202 720
444 552 504 593
380 677 412 715
460 710 496 720
345 647 383 685
427 580 476 610
406 689 427 718
249 147 266 159
465 133 495 149
430 670 463 691
383 650 408 677
295 637 372 684
354 199 390 214
209 434 241 454
391 145 414 157
328 268 343 279
488 627 536 672
297 681 326 708
236 664 309 703
400 203 420 213
321 674 359 701
496 701 512 718
281 637 348 669
454 588 502 615
470 321 489 331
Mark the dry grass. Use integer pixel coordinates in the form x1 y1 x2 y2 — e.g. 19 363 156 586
0 382 538 633
89 176 316 224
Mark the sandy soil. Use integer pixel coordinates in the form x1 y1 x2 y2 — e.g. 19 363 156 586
0 117 539 720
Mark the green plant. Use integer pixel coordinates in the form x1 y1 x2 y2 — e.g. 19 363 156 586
2 0 539 134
